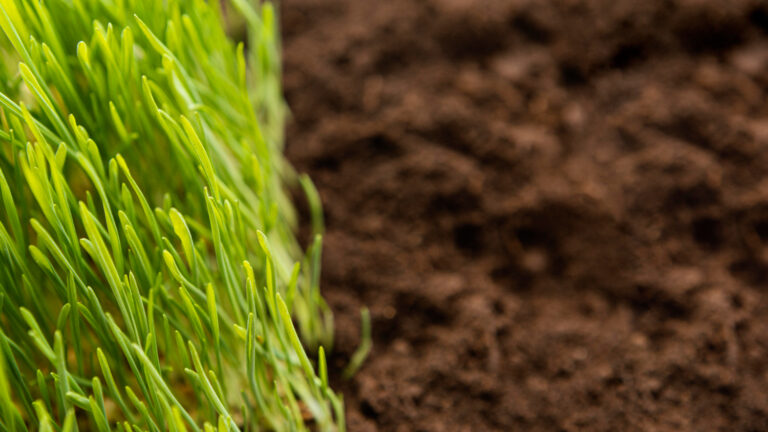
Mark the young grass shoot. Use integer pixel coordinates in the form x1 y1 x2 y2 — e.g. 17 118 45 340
0 0 341 430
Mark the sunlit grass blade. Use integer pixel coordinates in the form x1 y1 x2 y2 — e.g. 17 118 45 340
0 0 340 430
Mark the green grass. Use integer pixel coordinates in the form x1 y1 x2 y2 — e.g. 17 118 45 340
0 0 343 430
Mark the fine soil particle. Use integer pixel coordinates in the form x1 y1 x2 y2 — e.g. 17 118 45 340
282 0 768 430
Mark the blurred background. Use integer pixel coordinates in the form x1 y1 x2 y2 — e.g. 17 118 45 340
282 0 768 430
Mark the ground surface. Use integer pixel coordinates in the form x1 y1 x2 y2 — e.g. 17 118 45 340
282 0 768 430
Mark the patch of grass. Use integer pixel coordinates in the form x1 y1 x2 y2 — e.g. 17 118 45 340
0 0 341 430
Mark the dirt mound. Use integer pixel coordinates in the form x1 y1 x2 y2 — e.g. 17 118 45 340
283 0 768 430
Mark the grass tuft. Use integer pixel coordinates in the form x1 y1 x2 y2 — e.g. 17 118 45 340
0 0 341 430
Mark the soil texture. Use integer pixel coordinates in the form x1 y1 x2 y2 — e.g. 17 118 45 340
282 0 768 430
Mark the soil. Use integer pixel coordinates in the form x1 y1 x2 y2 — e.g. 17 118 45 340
282 0 768 430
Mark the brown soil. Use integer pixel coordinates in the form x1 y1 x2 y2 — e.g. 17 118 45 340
282 0 768 430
